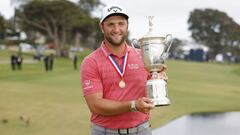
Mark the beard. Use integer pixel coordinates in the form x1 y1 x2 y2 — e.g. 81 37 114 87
105 34 126 46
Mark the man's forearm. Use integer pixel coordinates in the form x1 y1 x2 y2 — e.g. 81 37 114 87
87 98 132 116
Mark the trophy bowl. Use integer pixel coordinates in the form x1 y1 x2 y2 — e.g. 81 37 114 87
138 35 171 72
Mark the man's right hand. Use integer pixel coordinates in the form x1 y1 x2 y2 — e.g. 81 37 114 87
135 97 155 114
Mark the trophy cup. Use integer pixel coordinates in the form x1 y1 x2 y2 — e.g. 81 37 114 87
132 16 173 106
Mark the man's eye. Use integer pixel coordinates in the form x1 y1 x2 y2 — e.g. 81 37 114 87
107 23 114 27
119 22 125 26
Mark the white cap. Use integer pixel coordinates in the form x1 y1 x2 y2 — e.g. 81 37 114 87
100 4 129 24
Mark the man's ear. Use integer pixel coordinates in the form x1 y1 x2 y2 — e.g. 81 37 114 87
99 23 104 33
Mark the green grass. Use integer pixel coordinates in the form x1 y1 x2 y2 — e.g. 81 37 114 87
0 51 240 135
150 61 240 127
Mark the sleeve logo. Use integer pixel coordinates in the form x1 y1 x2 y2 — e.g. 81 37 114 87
83 80 93 89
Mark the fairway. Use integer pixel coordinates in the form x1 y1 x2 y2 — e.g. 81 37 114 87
0 56 240 135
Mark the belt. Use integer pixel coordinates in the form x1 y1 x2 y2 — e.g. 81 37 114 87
92 121 150 134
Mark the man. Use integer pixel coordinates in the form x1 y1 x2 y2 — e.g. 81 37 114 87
73 55 78 70
49 53 54 71
43 55 49 72
80 4 168 135
10 54 17 71
16 55 23 70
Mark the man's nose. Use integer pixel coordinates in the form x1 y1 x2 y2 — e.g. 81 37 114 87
112 25 121 33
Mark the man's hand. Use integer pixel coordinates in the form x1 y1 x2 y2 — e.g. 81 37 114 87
135 97 154 114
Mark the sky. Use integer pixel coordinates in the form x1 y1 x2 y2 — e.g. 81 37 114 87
0 0 239 40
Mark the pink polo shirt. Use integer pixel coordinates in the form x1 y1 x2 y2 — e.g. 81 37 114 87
80 42 149 129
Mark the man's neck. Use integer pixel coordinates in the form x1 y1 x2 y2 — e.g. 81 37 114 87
104 41 126 57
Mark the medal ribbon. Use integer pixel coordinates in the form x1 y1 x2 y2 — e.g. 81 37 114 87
101 43 128 78
108 52 128 78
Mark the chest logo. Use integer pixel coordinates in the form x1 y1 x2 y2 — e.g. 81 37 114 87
128 63 139 69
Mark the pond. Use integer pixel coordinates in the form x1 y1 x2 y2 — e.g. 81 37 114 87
152 112 240 135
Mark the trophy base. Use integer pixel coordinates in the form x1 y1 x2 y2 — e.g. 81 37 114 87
146 78 171 107
152 97 171 106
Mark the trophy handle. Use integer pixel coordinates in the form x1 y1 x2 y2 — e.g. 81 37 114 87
131 39 142 59
163 34 173 59
131 39 139 48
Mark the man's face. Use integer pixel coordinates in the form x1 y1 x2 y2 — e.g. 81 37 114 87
100 15 128 46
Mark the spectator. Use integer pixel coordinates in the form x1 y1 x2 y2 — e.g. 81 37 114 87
10 54 17 71
49 54 54 71
43 55 49 72
73 55 78 70
16 55 23 70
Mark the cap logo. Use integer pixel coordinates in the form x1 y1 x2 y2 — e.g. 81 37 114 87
108 6 122 13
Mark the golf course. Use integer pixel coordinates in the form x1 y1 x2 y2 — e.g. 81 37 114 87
0 50 240 135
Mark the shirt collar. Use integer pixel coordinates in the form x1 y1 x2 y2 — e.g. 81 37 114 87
101 41 130 57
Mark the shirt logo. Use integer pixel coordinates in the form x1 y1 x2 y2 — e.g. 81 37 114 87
83 80 93 89
128 63 139 69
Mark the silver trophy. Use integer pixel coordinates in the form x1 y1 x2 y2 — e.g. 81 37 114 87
132 16 173 106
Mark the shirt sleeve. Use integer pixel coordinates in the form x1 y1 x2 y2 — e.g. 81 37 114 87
80 57 103 96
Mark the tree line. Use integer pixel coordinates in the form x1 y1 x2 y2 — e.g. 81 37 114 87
188 8 240 60
1 1 240 59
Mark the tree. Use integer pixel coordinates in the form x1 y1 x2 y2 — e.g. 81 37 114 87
18 0 84 56
71 16 102 50
0 14 20 41
0 14 6 39
169 38 184 59
16 0 98 56
75 0 103 49
188 8 240 59
78 0 102 13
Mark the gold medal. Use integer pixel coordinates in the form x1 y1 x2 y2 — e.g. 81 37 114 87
119 80 126 88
